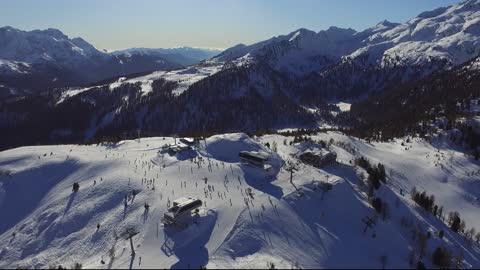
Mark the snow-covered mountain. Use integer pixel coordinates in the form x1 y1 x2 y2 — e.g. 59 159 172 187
214 0 480 76
0 27 216 94
3 0 479 98
0 27 104 64
347 0 480 67
213 27 361 75
205 0 480 102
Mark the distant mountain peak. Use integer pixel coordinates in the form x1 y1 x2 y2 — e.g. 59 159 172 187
460 0 480 8
37 28 67 38
0 26 19 32
0 26 104 64
212 26 360 71
325 26 357 34
112 47 222 65
375 20 399 27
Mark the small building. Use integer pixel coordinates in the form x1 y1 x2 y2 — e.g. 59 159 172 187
171 144 191 154
180 137 200 146
160 143 192 156
299 148 337 168
239 151 270 169
163 197 202 225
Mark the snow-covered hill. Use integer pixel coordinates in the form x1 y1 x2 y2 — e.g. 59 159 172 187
1 132 479 269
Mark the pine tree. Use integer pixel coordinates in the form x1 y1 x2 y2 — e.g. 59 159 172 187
72 182 80 192
467 227 476 242
460 220 466 233
450 212 461 233
475 232 480 243
432 247 451 269
416 261 426 269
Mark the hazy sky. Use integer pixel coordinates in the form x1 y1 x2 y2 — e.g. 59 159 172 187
0 0 461 51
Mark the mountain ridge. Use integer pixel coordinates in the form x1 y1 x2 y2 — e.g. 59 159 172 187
0 26 222 95
1 0 480 148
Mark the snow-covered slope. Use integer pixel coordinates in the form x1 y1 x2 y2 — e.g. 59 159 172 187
107 63 223 96
213 27 360 75
0 27 185 93
0 26 103 65
55 62 224 104
0 59 31 75
347 0 480 67
212 0 480 78
1 132 479 269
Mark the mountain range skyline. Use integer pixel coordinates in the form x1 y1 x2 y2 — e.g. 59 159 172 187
0 0 462 50
1 0 478 96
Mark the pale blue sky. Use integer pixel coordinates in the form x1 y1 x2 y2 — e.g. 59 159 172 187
0 0 461 50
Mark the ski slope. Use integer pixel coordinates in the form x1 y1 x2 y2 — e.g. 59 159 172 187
108 64 222 96
56 63 223 105
0 132 479 269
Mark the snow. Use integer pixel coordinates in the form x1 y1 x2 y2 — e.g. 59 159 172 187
2 3 480 268
466 57 480 71
212 27 360 75
288 31 301 42
0 26 104 65
57 87 95 104
349 0 480 67
84 109 121 140
0 60 30 74
109 77 127 91
335 102 352 112
471 99 480 112
209 0 480 76
1 132 479 269
108 64 222 96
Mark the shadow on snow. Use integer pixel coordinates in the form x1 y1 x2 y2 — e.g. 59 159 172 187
161 210 217 269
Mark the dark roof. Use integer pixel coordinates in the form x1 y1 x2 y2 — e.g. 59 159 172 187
239 151 268 163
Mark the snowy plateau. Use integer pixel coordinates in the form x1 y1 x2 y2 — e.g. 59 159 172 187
1 132 480 269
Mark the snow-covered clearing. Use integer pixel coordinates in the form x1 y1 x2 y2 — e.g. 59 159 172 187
56 87 95 104
335 102 352 112
0 132 479 269
56 63 223 105
109 64 222 96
